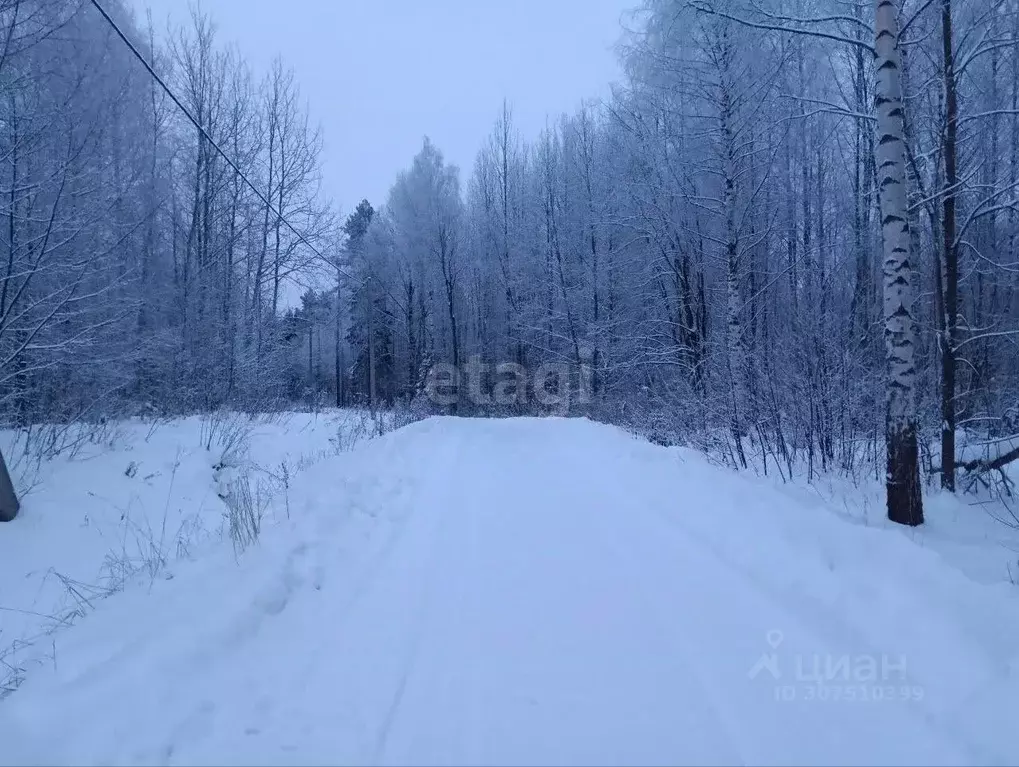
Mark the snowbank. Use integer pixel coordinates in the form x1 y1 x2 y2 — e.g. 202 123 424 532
0 409 384 695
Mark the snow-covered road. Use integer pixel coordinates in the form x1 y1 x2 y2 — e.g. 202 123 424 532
4 417 1018 765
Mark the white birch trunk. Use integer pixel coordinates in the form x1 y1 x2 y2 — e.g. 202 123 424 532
874 0 923 525
719 26 748 469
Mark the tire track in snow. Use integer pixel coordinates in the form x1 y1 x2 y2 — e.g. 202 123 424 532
577 496 748 765
370 428 496 766
565 445 985 765
367 434 464 765
615 462 999 763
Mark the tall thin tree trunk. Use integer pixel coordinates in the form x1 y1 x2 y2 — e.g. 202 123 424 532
308 319 314 404
335 271 343 407
940 0 958 491
875 0 924 525
368 277 377 411
720 29 747 470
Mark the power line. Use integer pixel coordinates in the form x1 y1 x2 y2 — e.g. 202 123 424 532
87 0 344 276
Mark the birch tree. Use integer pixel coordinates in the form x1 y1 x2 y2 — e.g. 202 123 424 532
875 0 923 525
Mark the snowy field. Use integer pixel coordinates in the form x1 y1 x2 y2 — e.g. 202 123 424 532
3 414 1019 765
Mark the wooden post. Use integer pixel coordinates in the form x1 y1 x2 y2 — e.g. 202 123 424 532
0 447 19 522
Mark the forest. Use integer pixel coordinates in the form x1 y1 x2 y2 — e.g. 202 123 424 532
1 0 1018 526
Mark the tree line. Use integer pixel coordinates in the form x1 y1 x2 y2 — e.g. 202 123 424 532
0 0 333 425
3 0 1017 526
324 0 1018 524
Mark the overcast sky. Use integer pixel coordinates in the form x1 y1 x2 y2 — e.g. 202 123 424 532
131 0 630 217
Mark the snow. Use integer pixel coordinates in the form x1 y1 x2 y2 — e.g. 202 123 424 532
4 415 1019 765
0 409 383 691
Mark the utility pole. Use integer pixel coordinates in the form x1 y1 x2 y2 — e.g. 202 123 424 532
0 448 19 522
